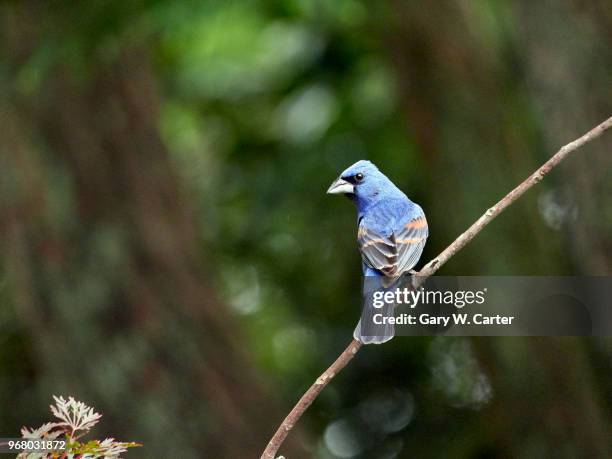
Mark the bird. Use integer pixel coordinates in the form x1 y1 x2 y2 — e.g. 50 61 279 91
327 160 428 344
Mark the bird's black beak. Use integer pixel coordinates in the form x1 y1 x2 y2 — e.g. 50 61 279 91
327 177 354 195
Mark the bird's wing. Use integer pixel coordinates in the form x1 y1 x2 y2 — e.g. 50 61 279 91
358 214 428 277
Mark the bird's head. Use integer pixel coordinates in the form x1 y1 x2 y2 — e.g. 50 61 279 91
327 160 397 208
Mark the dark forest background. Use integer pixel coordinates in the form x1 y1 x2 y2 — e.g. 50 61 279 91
1 1 611 458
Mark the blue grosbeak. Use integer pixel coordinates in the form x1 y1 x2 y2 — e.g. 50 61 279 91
328 160 428 344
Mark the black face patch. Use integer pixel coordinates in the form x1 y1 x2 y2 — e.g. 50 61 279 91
342 174 363 185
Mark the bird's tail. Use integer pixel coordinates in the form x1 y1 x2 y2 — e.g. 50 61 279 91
354 277 398 344
353 311 395 344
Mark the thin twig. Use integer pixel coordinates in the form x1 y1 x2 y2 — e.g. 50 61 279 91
261 339 362 459
261 116 612 459
418 116 612 278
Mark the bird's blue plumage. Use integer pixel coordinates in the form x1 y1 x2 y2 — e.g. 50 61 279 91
328 160 428 344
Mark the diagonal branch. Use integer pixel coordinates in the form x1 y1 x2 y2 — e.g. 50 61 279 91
261 115 612 459
417 116 612 278
261 339 362 459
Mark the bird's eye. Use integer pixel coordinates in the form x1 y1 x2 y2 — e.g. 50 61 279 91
355 173 364 182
